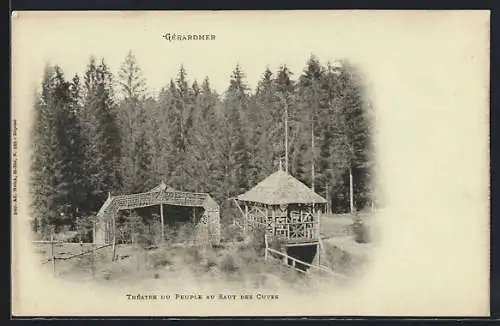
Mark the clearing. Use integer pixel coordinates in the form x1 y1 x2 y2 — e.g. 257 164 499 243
33 211 376 292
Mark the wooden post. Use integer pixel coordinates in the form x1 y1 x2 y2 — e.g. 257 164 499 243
264 234 268 261
111 214 116 262
160 203 164 243
349 166 354 214
317 205 321 241
244 204 249 235
91 243 95 279
317 242 321 266
271 208 275 240
326 183 330 214
51 234 56 277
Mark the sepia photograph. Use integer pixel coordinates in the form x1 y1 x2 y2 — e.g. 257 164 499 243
11 10 490 316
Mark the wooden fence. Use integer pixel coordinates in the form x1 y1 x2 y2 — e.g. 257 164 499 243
264 247 349 280
34 235 113 278
263 235 349 280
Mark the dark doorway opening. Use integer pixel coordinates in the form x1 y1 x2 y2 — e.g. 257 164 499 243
116 205 202 244
286 244 318 272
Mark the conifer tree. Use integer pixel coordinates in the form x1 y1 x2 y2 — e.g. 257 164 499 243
116 51 153 193
81 57 121 211
31 65 87 234
168 66 192 187
332 60 373 211
296 55 325 189
251 67 277 182
222 64 251 195
117 50 147 101
67 73 88 217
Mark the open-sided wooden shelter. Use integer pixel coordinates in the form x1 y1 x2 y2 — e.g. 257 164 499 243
94 182 220 246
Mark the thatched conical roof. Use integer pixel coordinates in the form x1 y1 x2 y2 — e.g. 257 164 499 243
236 170 327 205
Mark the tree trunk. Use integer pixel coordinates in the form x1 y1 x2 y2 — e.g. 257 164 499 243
311 120 315 192
284 98 289 173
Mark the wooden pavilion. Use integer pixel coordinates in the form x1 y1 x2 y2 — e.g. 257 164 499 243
94 182 220 247
232 169 327 267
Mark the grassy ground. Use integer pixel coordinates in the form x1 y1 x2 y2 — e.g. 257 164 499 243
33 211 375 291
317 210 375 278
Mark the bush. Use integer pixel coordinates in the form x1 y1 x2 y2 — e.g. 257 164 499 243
150 251 174 268
353 217 370 244
174 221 196 243
221 222 244 243
75 215 95 243
220 255 240 273
183 246 203 264
322 244 352 274
249 225 267 253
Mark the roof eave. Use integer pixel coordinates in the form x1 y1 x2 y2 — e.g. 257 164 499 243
235 198 327 206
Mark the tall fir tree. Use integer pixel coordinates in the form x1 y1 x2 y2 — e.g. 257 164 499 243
81 57 122 211
251 67 278 182
117 50 147 101
168 66 192 187
222 64 251 196
332 60 373 211
296 55 326 190
274 65 297 175
30 65 88 235
116 51 153 193
67 73 89 218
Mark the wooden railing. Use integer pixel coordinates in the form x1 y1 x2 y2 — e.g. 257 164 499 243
263 235 349 280
264 247 349 280
275 221 319 241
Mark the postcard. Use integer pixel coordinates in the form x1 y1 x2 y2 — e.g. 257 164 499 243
11 10 490 316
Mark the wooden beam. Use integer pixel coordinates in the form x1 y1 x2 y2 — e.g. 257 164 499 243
317 205 321 241
349 166 354 214
160 203 164 243
51 234 56 276
244 204 249 234
271 207 275 238
317 241 321 266
264 234 269 260
285 241 319 247
266 247 349 279
232 198 245 220
111 213 116 261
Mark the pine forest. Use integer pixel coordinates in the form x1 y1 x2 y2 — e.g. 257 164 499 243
30 52 375 238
